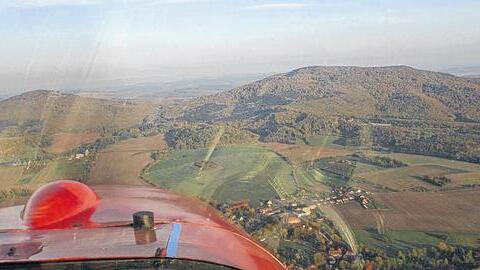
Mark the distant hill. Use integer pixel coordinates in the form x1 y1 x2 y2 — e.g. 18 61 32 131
0 90 156 134
463 75 480 84
143 66 480 162
168 66 480 122
64 73 268 101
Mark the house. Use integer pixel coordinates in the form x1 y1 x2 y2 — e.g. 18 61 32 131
231 201 248 210
293 206 312 217
283 215 301 225
259 207 273 215
329 247 344 258
266 209 283 216
302 205 316 212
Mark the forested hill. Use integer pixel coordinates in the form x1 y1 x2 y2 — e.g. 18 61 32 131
174 66 480 122
143 66 480 162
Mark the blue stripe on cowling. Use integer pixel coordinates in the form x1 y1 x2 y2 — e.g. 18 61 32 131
166 223 182 257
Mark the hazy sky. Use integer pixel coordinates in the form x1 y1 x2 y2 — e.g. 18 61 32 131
1 0 479 92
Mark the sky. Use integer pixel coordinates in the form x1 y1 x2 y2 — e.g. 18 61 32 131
0 0 479 92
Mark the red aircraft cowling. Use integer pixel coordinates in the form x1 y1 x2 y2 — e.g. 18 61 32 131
22 180 100 229
0 181 287 270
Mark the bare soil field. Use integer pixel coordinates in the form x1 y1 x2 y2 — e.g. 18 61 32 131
335 189 480 233
46 132 99 153
263 143 354 165
88 134 167 186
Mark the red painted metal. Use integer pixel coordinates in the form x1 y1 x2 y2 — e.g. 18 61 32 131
0 181 286 270
22 180 99 229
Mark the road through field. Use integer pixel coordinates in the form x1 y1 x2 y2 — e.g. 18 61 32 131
87 134 166 186
318 205 358 254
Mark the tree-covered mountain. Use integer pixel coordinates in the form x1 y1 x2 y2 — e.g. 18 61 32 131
143 66 480 162
173 66 479 121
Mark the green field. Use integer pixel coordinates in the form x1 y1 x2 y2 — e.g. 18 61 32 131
353 155 480 192
305 134 373 151
143 145 297 205
306 135 348 149
376 152 480 172
306 135 340 147
296 164 350 191
353 162 384 174
299 150 480 193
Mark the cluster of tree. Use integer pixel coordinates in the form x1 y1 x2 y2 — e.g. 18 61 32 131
216 202 271 233
74 133 131 155
150 151 161 161
352 153 407 168
277 244 316 269
343 123 480 163
260 112 342 136
112 128 141 139
420 175 452 187
341 124 373 146
362 242 479 269
423 83 480 122
256 111 480 164
261 125 305 144
314 158 357 180
180 103 229 122
164 124 258 149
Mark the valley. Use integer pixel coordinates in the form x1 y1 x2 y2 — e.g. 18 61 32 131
1 66 479 269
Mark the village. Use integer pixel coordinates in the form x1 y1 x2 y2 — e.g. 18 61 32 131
216 187 373 268
254 186 372 220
